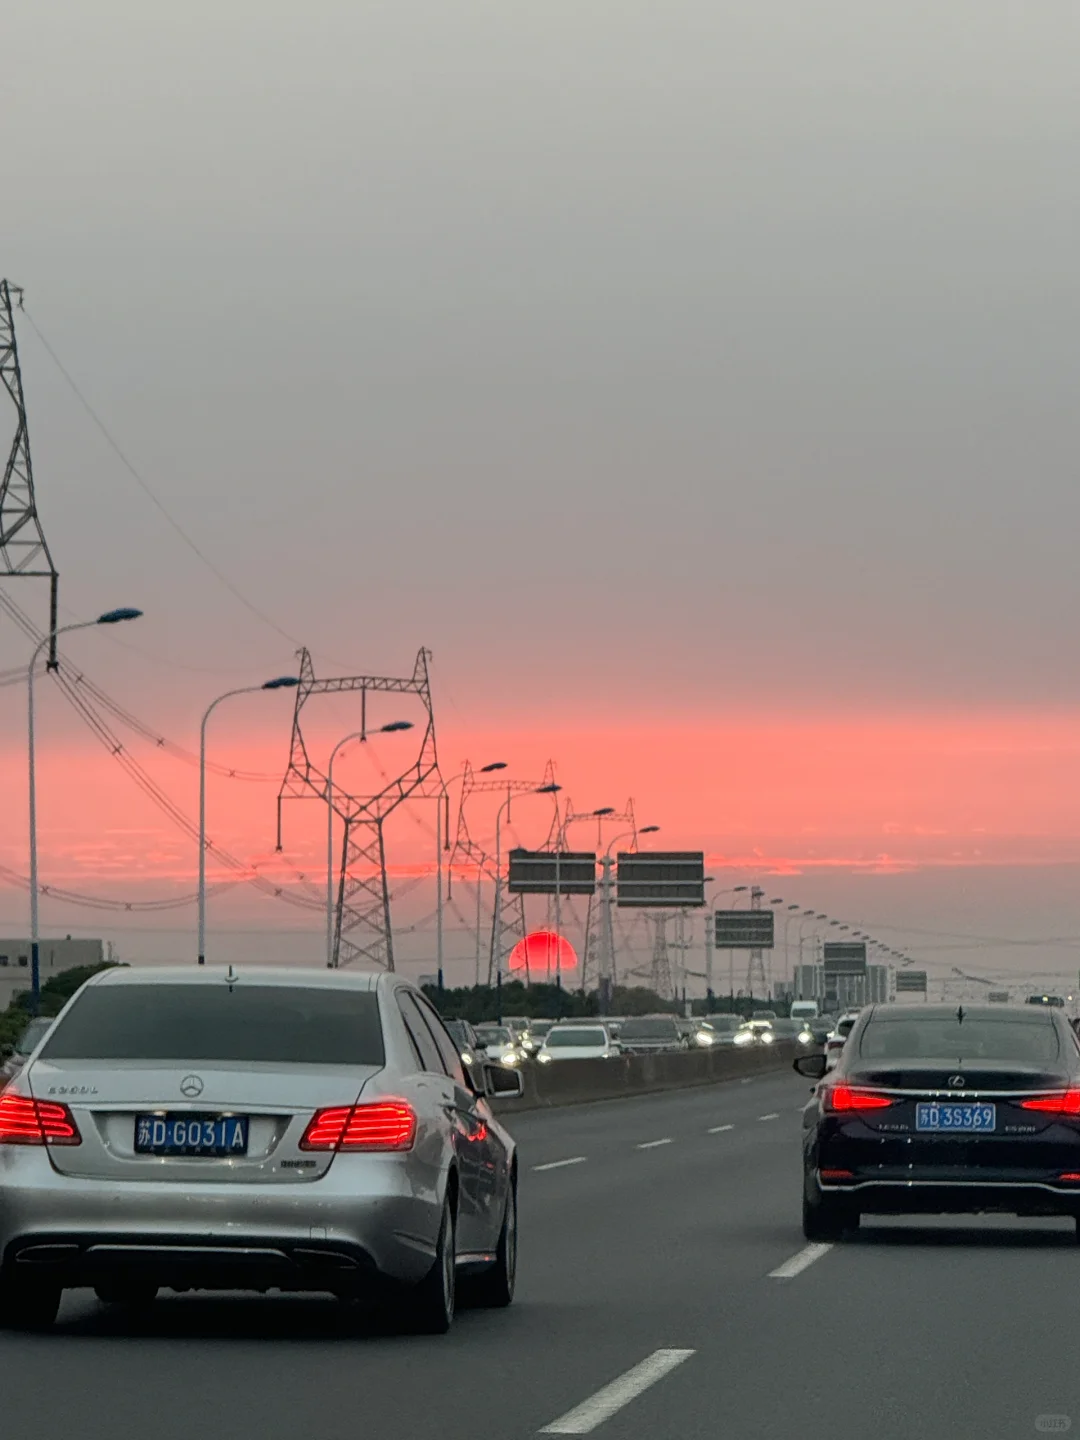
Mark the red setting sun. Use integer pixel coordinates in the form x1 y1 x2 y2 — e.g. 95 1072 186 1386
507 930 578 977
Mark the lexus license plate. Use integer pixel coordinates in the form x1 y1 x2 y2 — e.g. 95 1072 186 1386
915 1102 996 1133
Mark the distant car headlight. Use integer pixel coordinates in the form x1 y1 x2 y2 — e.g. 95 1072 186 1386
501 1050 522 1066
694 1031 714 1047
538 1052 553 1064
797 1031 813 1045
759 1031 775 1044
461 1050 475 1066
733 1030 753 1045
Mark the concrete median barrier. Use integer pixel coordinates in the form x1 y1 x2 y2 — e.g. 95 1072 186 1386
492 1040 800 1113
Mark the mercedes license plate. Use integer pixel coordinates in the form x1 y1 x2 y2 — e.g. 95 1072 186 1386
134 1114 249 1156
915 1102 995 1133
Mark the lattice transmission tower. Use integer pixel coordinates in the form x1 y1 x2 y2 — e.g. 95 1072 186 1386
650 913 673 999
0 281 58 660
467 764 559 984
276 647 442 969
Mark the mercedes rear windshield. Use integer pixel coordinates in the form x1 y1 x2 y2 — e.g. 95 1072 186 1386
39 985 386 1066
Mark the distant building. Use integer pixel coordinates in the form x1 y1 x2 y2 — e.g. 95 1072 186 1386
0 937 104 1011
793 961 893 1008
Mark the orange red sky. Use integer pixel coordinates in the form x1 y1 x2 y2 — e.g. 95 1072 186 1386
4 709 1080 899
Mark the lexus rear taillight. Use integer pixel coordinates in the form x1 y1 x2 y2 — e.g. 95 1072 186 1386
825 1085 895 1113
0 1093 81 1145
1018 1090 1080 1115
300 1100 416 1153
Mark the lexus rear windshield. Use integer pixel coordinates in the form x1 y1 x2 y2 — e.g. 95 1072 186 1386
858 1017 1060 1064
39 985 385 1066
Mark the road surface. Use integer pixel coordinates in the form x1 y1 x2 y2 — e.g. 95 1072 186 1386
2 1069 1077 1439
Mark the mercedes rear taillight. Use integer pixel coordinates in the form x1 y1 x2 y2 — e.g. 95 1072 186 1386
825 1085 895 1113
300 1100 416 1152
0 1093 81 1145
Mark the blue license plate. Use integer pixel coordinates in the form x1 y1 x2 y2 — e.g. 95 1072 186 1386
915 1102 996 1133
135 1114 249 1156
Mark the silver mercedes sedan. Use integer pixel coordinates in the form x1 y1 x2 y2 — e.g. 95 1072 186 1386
0 966 522 1333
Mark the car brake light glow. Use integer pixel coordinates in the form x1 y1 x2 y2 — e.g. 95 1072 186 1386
300 1100 416 1152
0 1093 81 1145
1018 1090 1080 1115
826 1085 895 1112
1058 1173 1080 1182
819 1168 855 1181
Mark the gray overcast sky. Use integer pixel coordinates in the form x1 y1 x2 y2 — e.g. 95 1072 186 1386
5 0 1079 722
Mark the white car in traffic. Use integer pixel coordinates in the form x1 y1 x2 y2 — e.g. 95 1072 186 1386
824 1010 861 1070
537 1024 620 1063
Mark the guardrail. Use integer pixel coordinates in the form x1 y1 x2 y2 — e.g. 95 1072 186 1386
492 1040 799 1112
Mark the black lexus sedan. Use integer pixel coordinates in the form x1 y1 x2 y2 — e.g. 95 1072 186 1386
795 1003 1080 1241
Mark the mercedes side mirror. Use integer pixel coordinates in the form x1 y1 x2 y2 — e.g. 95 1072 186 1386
794 1052 828 1080
484 1063 525 1099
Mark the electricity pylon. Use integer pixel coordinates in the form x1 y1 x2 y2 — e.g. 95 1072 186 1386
0 281 58 661
276 647 442 969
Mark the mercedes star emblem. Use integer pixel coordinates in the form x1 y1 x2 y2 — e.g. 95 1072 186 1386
948 1074 966 1089
180 1075 204 1098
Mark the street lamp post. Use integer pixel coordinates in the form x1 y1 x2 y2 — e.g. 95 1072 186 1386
436 762 506 993
198 675 300 967
729 885 748 1001
596 824 659 1011
556 806 616 992
491 782 560 1020
27 608 143 1012
324 720 415 971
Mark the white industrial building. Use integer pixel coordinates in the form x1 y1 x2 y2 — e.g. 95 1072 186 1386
0 938 104 1011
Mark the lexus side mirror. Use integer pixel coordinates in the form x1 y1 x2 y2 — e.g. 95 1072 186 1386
794 1052 828 1080
484 1063 524 1099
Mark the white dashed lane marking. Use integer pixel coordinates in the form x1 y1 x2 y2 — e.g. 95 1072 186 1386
768 1243 833 1279
533 1157 588 1172
708 1123 735 1134
539 1349 696 1434
758 1112 780 1122
636 1138 673 1150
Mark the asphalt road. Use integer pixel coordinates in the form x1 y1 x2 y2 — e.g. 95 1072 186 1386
3 1068 1080 1440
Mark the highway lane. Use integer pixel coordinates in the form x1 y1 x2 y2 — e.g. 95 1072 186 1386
0 1068 808 1440
6 1066 1077 1439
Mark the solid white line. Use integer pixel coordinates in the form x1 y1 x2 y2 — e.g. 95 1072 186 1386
636 1137 673 1150
768 1242 832 1279
533 1157 587 1172
708 1123 735 1134
539 1349 696 1434
758 1112 780 1122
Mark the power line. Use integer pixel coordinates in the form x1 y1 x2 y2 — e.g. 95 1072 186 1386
19 307 309 650
18 304 357 670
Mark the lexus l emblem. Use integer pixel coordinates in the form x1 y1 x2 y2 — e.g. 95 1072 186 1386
948 1074 966 1089
180 1075 204 1098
